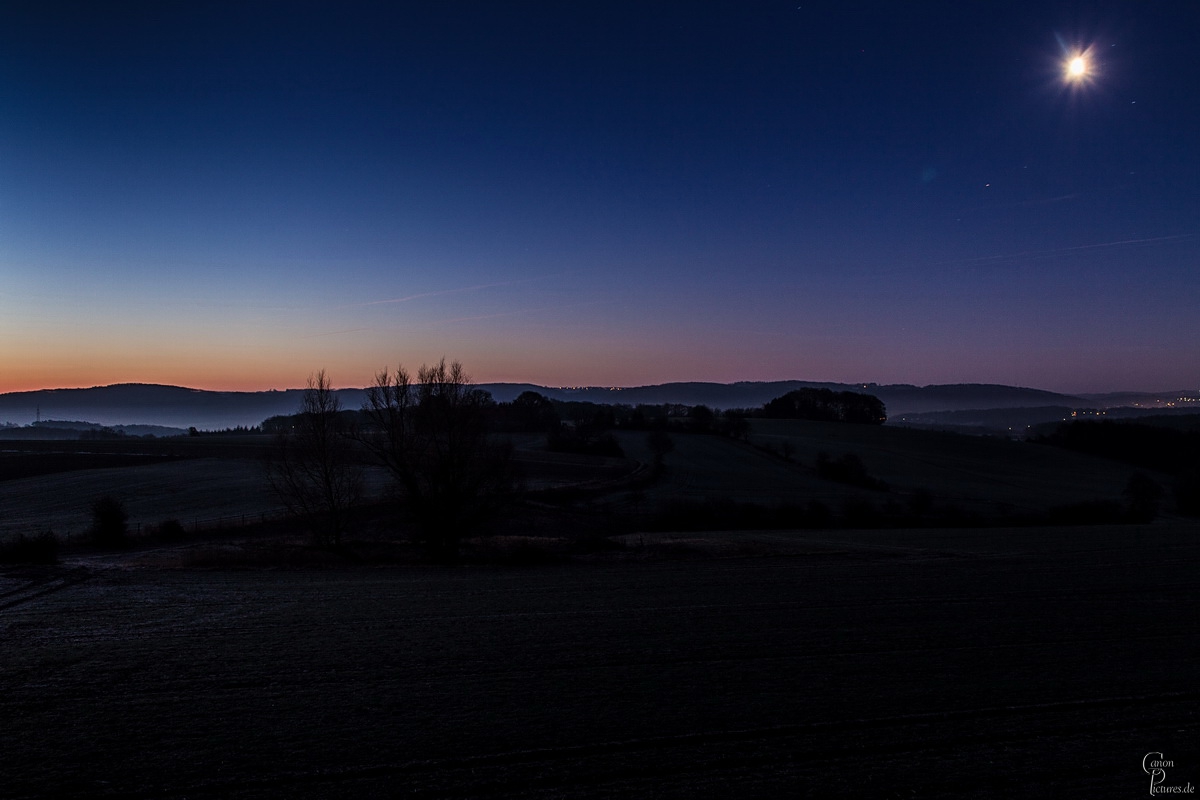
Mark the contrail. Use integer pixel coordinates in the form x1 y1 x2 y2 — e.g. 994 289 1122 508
343 273 563 309
424 298 609 326
940 234 1193 267
349 280 518 308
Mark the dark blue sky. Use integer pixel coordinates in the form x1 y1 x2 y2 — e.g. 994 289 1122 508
2 2 1197 392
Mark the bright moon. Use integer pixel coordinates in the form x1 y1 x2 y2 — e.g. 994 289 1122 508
1067 56 1087 78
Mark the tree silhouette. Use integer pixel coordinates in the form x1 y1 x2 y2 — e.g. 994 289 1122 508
510 390 560 431
360 359 517 560
762 388 886 424
266 370 363 547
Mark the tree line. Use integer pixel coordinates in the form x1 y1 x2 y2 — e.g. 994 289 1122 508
266 366 891 558
266 361 519 560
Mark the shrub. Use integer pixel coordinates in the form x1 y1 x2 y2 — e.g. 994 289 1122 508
816 451 889 491
0 532 58 565
90 495 129 546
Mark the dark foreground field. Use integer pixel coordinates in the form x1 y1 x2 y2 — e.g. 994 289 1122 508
2 524 1197 798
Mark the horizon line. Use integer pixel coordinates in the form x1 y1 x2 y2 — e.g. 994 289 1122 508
1 379 1195 398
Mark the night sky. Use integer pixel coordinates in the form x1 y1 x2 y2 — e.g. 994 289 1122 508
2 2 1197 394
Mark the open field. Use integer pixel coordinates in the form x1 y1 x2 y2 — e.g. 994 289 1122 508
616 421 1170 518
2 422 1194 794
1 523 1197 798
3 415 1180 546
0 459 285 540
747 419 1160 512
0 440 635 542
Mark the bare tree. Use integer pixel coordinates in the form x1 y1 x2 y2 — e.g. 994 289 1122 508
266 370 363 547
359 359 517 560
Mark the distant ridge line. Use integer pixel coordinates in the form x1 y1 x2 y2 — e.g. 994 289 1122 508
0 380 1122 430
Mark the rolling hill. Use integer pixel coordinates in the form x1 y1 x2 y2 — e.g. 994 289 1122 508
0 381 1106 431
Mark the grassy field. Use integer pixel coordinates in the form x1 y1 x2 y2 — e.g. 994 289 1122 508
753 418 1167 511
0 459 285 540
2 523 1197 798
0 440 635 542
1 423 1195 795
611 421 1171 520
1 420 1175 544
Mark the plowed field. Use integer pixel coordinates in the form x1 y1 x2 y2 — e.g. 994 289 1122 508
2 523 1197 797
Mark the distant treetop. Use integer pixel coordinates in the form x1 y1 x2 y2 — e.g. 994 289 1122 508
761 388 886 425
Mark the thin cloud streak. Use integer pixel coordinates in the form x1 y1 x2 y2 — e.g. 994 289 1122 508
423 299 609 327
343 274 563 310
938 234 1194 267
353 281 514 308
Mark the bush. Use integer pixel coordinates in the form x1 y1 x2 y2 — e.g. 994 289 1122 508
0 532 58 565
90 495 129 546
816 452 889 491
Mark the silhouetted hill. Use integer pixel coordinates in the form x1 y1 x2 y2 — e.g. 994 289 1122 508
485 381 1090 416
0 381 1115 430
0 420 191 439
0 384 366 431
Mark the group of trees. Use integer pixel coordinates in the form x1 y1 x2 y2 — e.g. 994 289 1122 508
266 371 898 556
265 371 363 548
267 361 518 559
760 388 887 425
359 361 518 560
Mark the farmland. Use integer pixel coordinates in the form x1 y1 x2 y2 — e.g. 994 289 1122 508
742 418 1147 514
609 420 1164 522
1 419 1196 796
0 437 631 542
0 411 1181 545
2 523 1197 797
